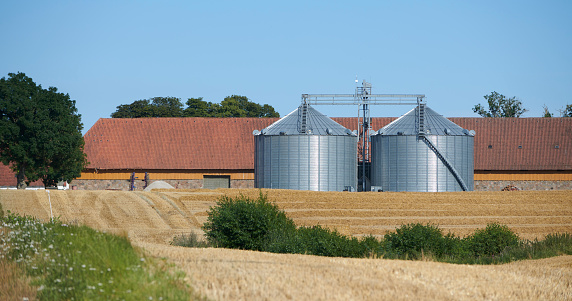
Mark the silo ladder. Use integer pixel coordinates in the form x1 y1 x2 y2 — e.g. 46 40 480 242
297 102 310 134
422 136 468 191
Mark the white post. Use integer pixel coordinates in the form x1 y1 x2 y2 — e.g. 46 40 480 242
47 190 53 222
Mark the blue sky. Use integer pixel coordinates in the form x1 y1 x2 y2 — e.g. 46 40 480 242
2 1 571 134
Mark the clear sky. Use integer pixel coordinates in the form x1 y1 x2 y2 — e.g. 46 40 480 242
2 1 571 134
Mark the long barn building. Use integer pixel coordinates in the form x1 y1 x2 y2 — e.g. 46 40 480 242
1 117 571 191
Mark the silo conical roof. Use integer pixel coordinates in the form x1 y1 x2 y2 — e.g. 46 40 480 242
261 104 352 136
378 106 468 136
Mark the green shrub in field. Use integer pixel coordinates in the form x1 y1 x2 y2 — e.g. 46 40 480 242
171 232 211 248
197 195 571 264
298 225 370 257
361 235 384 258
542 233 572 254
294 225 365 257
485 233 572 264
263 224 304 254
0 202 3 218
202 192 296 251
265 225 379 258
384 223 449 259
466 223 519 257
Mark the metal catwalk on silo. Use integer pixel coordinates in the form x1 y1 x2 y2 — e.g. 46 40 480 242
370 102 474 192
254 102 358 191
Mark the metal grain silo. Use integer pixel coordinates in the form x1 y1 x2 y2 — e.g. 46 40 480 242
370 103 474 192
254 102 358 191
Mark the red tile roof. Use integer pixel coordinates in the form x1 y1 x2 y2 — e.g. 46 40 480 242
450 118 572 171
84 117 570 171
83 117 277 170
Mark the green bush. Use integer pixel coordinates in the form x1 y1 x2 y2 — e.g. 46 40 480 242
542 233 572 254
263 224 305 254
197 195 570 264
295 225 366 257
171 232 211 248
466 223 519 257
0 202 3 218
384 223 448 259
202 192 296 251
266 225 376 258
361 235 384 258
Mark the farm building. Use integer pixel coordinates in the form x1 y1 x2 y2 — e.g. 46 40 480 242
1 116 571 191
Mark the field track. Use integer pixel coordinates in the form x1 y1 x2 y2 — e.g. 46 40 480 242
1 189 571 300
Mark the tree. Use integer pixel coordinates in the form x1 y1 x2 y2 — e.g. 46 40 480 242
111 99 153 118
0 72 88 188
111 97 184 118
223 95 279 118
184 97 216 117
472 91 528 117
543 105 553 117
210 95 279 118
562 104 572 117
113 95 280 118
148 97 184 117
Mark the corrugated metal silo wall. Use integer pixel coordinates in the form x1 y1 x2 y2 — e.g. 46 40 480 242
370 135 474 192
254 135 358 191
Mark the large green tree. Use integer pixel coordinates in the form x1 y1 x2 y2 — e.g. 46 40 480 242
473 91 528 117
111 97 184 118
112 95 279 118
0 72 88 188
184 97 216 117
216 95 279 118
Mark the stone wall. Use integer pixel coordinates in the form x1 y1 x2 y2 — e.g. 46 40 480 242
475 180 572 191
72 179 254 191
73 179 570 191
72 179 130 190
231 180 255 189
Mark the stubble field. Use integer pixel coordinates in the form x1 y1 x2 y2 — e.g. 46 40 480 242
1 189 571 300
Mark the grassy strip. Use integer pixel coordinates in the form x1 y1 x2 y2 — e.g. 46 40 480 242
0 258 37 301
173 193 572 265
0 212 200 300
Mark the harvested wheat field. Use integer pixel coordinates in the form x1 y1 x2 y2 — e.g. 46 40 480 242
1 189 572 300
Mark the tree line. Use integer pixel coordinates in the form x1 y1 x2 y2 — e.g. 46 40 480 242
473 91 572 118
112 91 571 119
111 95 280 118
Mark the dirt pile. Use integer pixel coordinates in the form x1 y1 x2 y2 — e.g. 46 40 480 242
144 181 174 191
